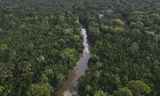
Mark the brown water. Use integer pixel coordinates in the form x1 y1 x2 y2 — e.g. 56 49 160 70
58 28 91 96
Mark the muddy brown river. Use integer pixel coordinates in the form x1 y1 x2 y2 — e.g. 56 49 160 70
58 28 91 96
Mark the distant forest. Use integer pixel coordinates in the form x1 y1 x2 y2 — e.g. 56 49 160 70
0 0 160 96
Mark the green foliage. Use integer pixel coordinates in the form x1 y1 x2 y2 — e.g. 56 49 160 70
63 28 73 35
58 15 65 23
113 87 133 96
89 24 100 37
112 19 124 27
127 80 151 96
0 6 82 95
0 86 5 94
0 0 160 96
129 42 139 54
77 1 160 96
27 83 53 96
94 91 108 96
0 43 8 51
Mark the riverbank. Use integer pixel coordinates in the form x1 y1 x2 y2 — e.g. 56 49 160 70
57 28 91 96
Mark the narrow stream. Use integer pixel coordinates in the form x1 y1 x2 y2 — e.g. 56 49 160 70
58 28 91 96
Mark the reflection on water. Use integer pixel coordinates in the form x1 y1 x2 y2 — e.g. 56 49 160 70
73 28 91 86
58 28 91 96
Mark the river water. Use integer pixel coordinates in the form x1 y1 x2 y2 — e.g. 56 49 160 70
58 28 91 96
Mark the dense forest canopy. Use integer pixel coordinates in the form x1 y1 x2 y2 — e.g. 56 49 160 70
0 0 160 96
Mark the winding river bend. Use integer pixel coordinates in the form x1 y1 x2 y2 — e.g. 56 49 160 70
58 28 91 96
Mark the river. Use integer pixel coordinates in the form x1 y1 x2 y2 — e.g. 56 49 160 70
58 28 91 96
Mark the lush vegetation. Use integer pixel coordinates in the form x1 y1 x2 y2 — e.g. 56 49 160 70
0 4 83 96
0 0 160 96
77 0 160 96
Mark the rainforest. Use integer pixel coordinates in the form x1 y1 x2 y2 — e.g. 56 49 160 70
0 0 160 96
